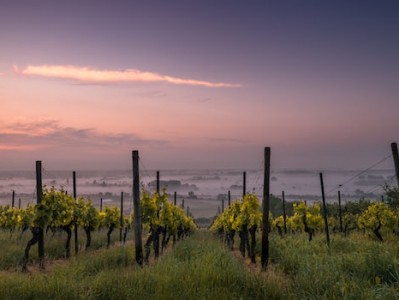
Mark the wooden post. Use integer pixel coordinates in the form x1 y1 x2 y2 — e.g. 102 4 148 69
156 170 160 193
174 192 177 206
120 192 124 242
243 171 246 198
18 198 21 209
182 199 185 209
338 190 343 233
100 198 103 212
132 150 143 266
391 143 399 187
320 173 330 247
73 171 78 255
36 161 45 269
187 206 189 217
12 190 15 208
261 147 270 269
282 191 287 234
228 190 231 207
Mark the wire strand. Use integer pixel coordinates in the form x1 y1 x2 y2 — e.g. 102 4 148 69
325 154 393 194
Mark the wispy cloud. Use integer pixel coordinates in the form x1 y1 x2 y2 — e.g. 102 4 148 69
0 120 167 153
19 65 241 88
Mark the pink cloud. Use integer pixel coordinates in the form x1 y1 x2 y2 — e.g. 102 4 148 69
20 65 241 88
0 119 168 154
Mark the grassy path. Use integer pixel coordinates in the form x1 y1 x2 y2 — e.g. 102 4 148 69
3 231 398 299
0 231 282 300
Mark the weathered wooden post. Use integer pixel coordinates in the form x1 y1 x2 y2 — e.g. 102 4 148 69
18 198 21 209
12 190 15 208
37 161 45 269
282 191 287 234
338 190 343 233
100 198 103 212
261 147 270 269
132 150 143 266
156 170 160 193
182 199 185 209
320 173 330 247
120 192 124 242
243 171 246 198
73 171 78 255
228 190 231 207
391 143 399 187
174 192 177 206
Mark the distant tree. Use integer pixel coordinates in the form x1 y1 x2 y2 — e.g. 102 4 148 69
384 185 399 209
343 199 371 215
269 195 293 217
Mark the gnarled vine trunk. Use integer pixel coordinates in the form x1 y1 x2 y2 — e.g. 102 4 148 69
62 226 72 258
107 224 115 249
227 230 235 250
373 222 383 242
249 225 257 264
84 226 92 249
22 227 41 272
161 226 168 253
303 214 314 242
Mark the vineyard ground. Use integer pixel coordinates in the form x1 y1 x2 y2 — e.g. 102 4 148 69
0 230 399 299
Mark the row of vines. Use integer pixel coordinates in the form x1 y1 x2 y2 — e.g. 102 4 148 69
0 187 196 271
210 186 399 262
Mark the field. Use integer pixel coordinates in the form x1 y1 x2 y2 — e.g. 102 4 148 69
0 228 398 299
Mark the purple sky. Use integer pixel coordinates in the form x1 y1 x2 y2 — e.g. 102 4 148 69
0 1 398 171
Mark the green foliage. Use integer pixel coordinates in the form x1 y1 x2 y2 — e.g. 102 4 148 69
99 206 121 229
270 194 294 217
140 189 196 233
76 198 100 230
0 206 19 230
210 194 263 233
384 185 399 209
358 202 396 241
287 201 323 233
343 199 372 215
28 187 74 228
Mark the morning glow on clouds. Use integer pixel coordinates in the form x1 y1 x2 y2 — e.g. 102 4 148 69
20 65 241 88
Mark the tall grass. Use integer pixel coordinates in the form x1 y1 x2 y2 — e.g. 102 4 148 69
0 231 287 299
1 230 398 299
263 232 399 299
0 228 119 270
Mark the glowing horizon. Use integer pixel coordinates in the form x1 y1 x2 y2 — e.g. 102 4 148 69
0 1 398 171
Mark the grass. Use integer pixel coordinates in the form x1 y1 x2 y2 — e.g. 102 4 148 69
0 228 115 270
0 231 286 299
0 230 399 299
262 232 399 299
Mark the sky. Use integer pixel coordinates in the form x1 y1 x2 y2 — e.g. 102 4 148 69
0 0 398 171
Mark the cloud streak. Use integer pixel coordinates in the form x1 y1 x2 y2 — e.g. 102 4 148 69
0 120 167 153
20 65 241 88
